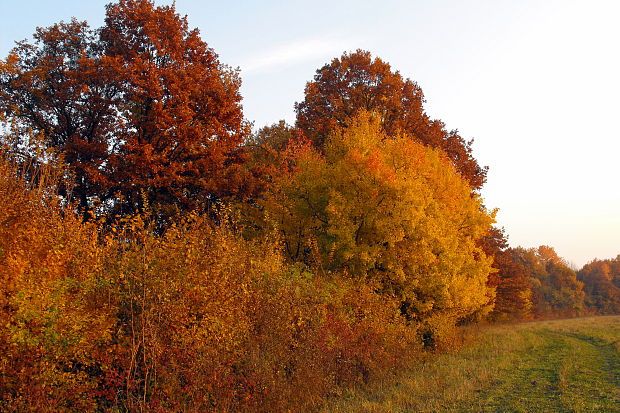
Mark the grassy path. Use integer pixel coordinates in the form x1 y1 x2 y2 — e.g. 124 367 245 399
323 316 620 412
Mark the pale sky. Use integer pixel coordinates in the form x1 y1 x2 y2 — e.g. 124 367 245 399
1 0 619 267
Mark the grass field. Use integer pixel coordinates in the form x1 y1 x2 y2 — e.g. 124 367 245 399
323 316 620 412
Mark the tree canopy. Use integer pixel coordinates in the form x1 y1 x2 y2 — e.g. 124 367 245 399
260 113 496 321
578 256 620 313
478 227 533 320
0 0 254 217
295 50 487 190
512 246 585 317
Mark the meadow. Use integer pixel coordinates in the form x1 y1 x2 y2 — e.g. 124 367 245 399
325 316 620 412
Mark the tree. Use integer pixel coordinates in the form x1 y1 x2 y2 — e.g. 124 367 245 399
0 19 117 210
295 50 487 190
513 246 585 317
578 257 620 314
0 0 254 217
101 0 253 215
261 113 495 321
494 249 533 319
245 120 297 169
478 227 533 320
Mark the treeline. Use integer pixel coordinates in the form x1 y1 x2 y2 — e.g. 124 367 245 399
487 242 620 320
0 1 617 411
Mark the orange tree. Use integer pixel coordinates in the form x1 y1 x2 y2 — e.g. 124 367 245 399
478 227 533 320
294 51 505 306
0 0 254 217
512 246 585 317
0 19 117 210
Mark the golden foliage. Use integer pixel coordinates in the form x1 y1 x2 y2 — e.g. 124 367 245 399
0 154 417 411
260 113 496 323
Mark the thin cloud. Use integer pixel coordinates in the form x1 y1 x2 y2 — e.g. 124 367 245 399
240 35 360 74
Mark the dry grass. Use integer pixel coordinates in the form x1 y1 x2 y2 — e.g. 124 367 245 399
322 316 620 412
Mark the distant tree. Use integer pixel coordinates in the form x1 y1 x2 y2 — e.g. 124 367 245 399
295 50 487 190
478 227 533 320
578 257 620 313
248 121 295 152
513 246 585 317
246 120 296 168
0 0 254 217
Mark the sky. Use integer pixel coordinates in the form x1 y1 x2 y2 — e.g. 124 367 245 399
1 0 619 267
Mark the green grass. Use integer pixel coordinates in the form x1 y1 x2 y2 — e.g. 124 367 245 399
322 316 620 412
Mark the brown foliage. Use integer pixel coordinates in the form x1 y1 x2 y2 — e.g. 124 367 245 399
512 246 585 318
0 19 116 210
478 227 533 320
101 0 257 215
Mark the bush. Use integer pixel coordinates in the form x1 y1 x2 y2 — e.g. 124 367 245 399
0 155 420 411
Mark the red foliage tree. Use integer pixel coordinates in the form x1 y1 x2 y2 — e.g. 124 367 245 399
478 227 533 320
101 0 253 215
295 50 487 190
0 19 117 210
0 0 254 217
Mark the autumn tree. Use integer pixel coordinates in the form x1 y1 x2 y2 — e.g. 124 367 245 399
0 0 254 217
260 113 496 323
245 120 297 172
0 19 117 210
578 257 620 313
296 50 507 322
295 50 487 190
478 227 533 320
101 0 254 216
513 246 585 317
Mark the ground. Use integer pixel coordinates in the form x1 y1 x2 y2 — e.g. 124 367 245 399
324 315 620 412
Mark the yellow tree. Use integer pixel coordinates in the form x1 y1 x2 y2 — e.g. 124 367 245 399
262 113 496 322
